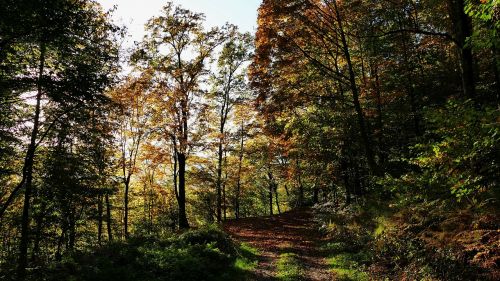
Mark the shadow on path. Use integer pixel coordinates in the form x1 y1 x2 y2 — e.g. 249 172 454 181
224 209 332 281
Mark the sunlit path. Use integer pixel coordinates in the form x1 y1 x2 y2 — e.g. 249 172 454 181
225 209 332 281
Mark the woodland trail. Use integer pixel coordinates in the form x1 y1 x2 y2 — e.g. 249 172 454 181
224 209 333 281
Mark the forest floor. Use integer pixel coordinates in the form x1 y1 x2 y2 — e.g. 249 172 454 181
224 209 333 281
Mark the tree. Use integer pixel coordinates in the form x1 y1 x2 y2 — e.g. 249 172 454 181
132 2 226 228
0 1 120 277
210 27 253 222
250 0 379 177
232 103 255 219
110 74 151 239
248 0 491 207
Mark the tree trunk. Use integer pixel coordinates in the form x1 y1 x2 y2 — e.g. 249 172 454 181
296 158 304 207
172 136 179 201
222 151 228 221
97 194 103 245
373 64 388 165
492 46 500 105
105 193 113 241
18 41 46 280
68 211 76 251
269 184 273 216
223 180 227 220
448 0 475 99
340 155 351 205
55 226 66 262
397 14 421 136
123 179 130 239
216 94 230 222
177 152 189 229
313 185 319 204
176 94 190 229
267 171 275 216
353 164 363 197
216 140 223 223
274 183 281 214
344 178 351 205
31 201 45 263
333 0 378 175
235 121 245 220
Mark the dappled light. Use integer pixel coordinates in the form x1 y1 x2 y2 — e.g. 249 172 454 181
0 0 498 280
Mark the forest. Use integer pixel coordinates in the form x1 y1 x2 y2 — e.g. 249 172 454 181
0 0 499 280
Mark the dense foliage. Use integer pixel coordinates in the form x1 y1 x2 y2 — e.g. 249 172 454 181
1 0 498 280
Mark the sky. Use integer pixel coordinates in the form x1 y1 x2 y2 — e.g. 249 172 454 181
97 0 261 47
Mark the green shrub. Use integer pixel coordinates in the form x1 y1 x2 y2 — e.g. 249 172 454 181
178 225 237 256
36 227 242 281
385 100 500 201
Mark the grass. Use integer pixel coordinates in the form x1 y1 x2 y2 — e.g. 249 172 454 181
318 202 385 281
276 253 303 281
234 243 259 272
327 253 369 281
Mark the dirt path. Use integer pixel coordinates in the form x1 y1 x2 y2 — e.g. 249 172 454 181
224 209 333 281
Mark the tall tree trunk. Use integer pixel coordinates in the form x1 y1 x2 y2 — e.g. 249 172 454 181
333 0 378 175
448 0 475 99
146 170 154 234
344 174 351 205
55 225 66 262
68 210 76 251
177 152 189 229
97 194 103 245
492 46 500 105
31 201 45 263
216 91 230 223
222 150 228 221
267 171 275 216
353 164 363 197
216 139 223 222
172 135 179 202
372 63 384 135
18 41 46 280
274 185 281 214
397 14 421 136
222 179 227 220
176 95 190 229
269 184 273 216
340 148 351 205
105 193 113 241
143 183 148 224
313 185 319 204
284 184 290 198
123 179 130 239
235 121 245 220
296 158 304 207
371 63 387 165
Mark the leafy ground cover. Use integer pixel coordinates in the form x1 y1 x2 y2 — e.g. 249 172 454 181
15 227 257 281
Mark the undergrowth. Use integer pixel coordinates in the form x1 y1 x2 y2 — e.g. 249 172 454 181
315 197 499 280
20 226 257 281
